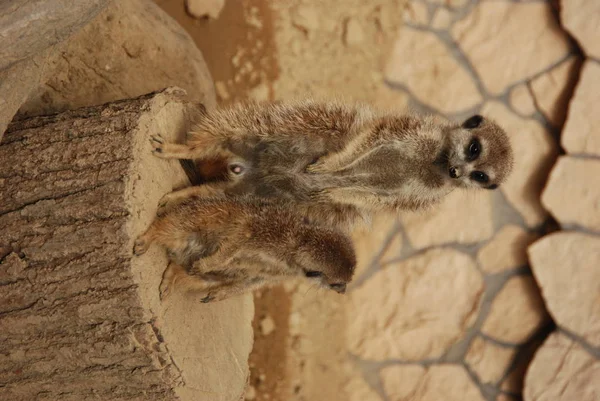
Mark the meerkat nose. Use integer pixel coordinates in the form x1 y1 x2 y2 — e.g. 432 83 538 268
449 167 459 179
330 283 347 294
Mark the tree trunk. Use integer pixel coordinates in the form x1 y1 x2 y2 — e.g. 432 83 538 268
0 88 254 401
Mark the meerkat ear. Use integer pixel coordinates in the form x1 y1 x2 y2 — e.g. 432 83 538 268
462 115 484 129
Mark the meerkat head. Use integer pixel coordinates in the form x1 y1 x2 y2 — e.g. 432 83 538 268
443 115 513 190
294 229 356 294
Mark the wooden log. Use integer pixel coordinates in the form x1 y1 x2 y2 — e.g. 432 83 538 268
0 88 254 401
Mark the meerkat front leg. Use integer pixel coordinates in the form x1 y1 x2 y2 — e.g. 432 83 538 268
199 276 271 303
150 133 236 161
305 135 367 173
156 182 230 216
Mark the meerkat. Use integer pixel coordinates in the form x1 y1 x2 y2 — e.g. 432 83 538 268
133 196 356 302
151 99 514 229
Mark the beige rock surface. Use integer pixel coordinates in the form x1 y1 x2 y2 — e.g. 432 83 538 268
385 27 482 114
350 212 400 276
431 8 452 31
530 56 580 128
477 225 538 274
400 190 493 249
402 1 429 25
524 333 600 401
185 0 225 19
509 84 537 117
19 0 216 118
528 232 600 347
561 0 600 59
482 102 558 227
452 2 570 94
348 249 483 360
541 157 600 231
562 61 600 156
0 0 108 71
381 365 485 401
465 337 516 385
481 276 548 344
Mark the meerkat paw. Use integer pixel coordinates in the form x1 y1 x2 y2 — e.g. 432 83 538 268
200 293 216 303
305 161 327 174
150 134 167 157
133 237 150 256
156 193 174 216
309 189 332 202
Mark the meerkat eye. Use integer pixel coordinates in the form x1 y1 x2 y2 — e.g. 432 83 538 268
305 270 323 278
467 138 481 161
470 171 489 183
462 115 483 129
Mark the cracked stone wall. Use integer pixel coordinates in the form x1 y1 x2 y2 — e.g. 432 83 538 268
155 1 598 400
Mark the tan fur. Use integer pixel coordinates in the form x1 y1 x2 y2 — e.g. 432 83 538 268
152 100 514 230
133 197 356 302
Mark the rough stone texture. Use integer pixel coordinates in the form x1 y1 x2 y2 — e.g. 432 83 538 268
400 190 493 249
481 276 548 344
509 84 537 117
0 57 44 141
541 157 600 232
381 365 485 401
528 232 600 347
385 27 482 114
19 0 216 120
482 102 558 227
348 249 483 360
402 1 429 26
501 337 544 395
452 1 570 94
185 0 225 19
465 337 516 385
350 212 401 276
0 0 109 71
530 56 581 128
562 61 600 156
560 0 600 59
524 333 600 401
0 89 254 401
477 225 538 274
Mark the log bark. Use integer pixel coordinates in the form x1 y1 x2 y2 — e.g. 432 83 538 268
0 88 254 401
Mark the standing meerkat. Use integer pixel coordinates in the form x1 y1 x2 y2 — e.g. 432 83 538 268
133 197 356 302
151 99 514 229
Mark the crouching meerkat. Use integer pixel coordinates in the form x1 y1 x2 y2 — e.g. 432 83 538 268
151 100 514 230
133 197 356 302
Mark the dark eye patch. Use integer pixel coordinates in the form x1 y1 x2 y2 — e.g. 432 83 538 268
486 184 498 190
466 138 481 161
462 115 483 129
305 271 323 278
470 171 489 183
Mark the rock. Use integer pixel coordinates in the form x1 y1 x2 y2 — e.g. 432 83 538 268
402 1 429 25
501 337 544 394
400 190 493 249
0 0 109 71
482 102 558 227
348 249 483 360
427 0 468 7
530 56 581 128
260 315 276 336
541 157 600 232
342 362 382 401
385 27 482 114
292 4 320 32
481 276 548 344
561 0 600 59
371 84 410 112
185 0 225 19
245 385 257 400
524 333 600 401
431 8 452 31
528 232 600 347
0 57 44 141
18 0 216 119
477 225 538 274
509 84 536 117
381 365 485 401
350 212 400 276
344 19 365 46
452 2 570 94
562 61 600 156
465 337 516 385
